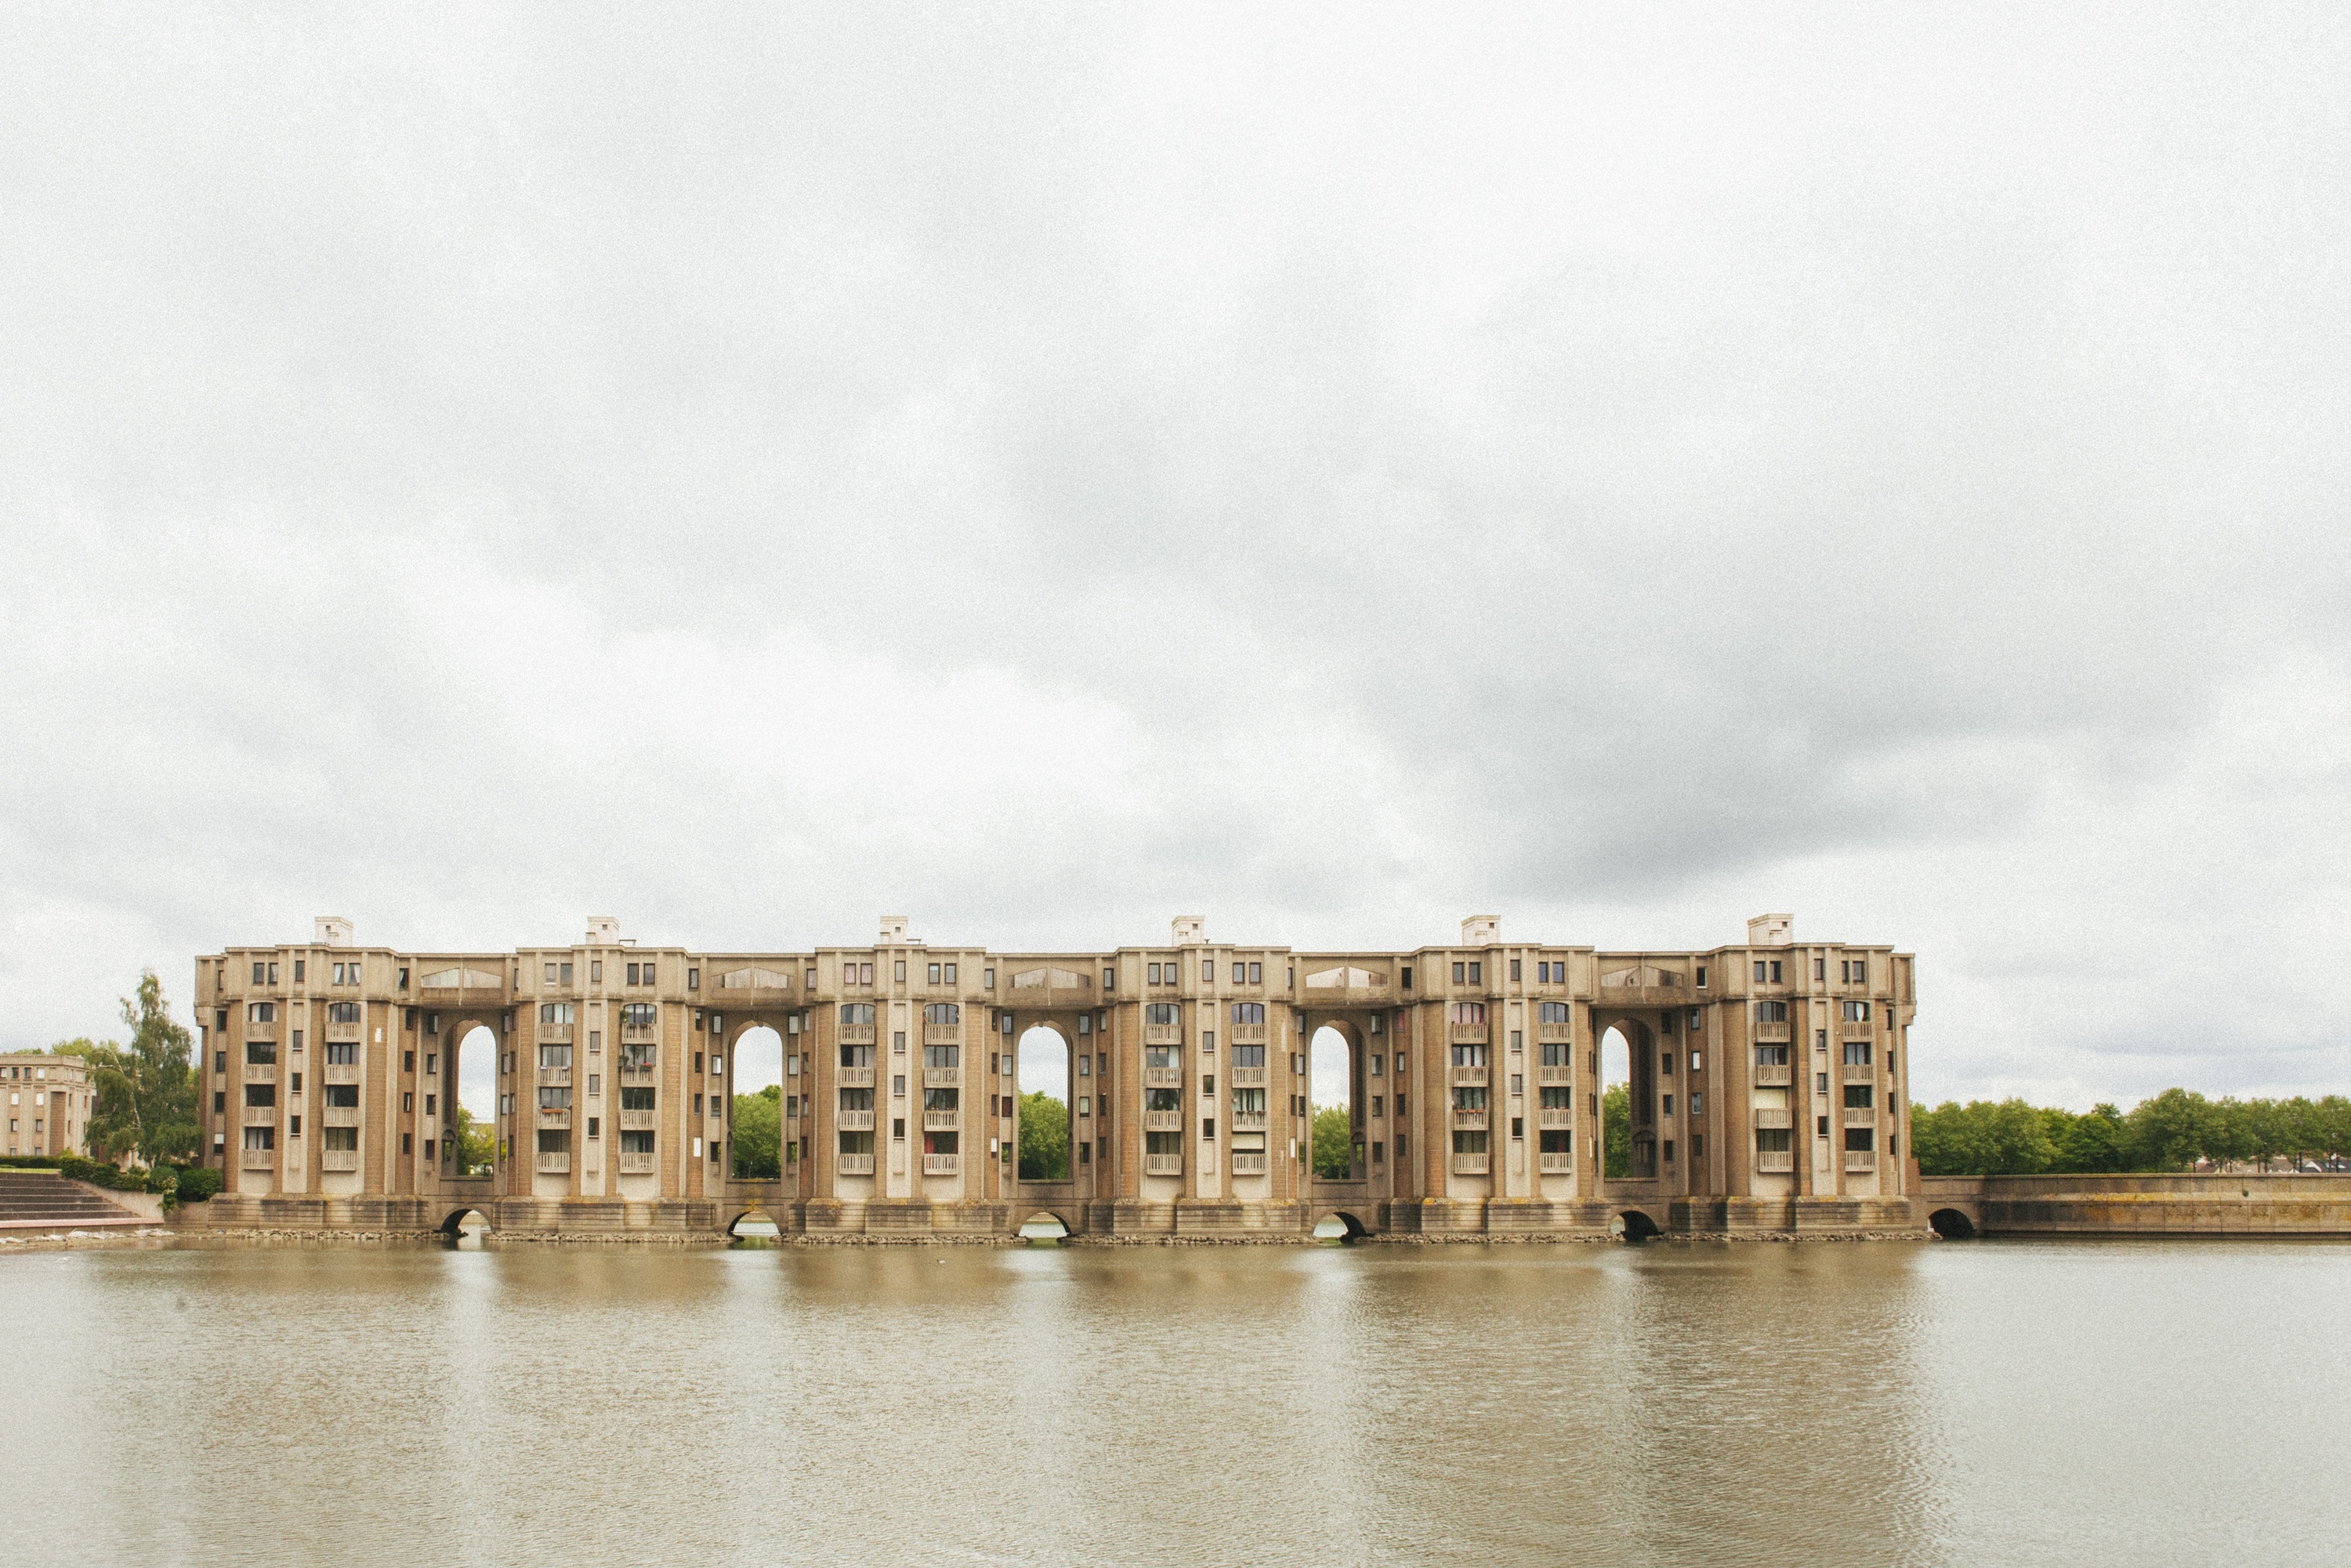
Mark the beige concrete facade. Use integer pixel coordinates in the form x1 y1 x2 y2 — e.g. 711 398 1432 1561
3 1052 96 1158
187 911 1918 1240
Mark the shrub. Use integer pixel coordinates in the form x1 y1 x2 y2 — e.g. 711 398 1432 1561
170 1164 221 1202
0 1153 62 1169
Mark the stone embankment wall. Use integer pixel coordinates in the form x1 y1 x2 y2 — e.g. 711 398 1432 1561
1920 1174 2351 1237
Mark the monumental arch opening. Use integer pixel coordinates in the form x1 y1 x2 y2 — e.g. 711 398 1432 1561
452 1025 498 1179
1016 1025 1072 1181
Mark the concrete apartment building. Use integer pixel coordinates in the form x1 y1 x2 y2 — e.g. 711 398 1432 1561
4 1053 96 1158
186 912 1916 1240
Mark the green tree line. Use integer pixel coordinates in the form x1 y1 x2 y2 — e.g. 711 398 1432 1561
1911 1089 2351 1175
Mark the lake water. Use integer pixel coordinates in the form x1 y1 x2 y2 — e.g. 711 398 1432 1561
5 1237 2346 1565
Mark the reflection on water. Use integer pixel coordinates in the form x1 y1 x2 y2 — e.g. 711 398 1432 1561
4 1240 2346 1566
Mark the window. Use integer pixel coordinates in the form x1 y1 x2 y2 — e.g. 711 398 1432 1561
1453 1085 1487 1111
1770 961 1783 983
1202 1031 1215 1055
1814 957 1825 982
1146 1003 1179 1026
687 967 699 990
1147 962 1161 984
1844 1084 1874 1110
1540 1039 1570 1067
1538 1001 1570 1024
1230 1002 1265 1024
1231 1043 1266 1068
1843 1040 1873 1066
1401 965 1413 990
1145 1045 1180 1074
1450 1042 1487 1067
1661 1052 1675 1075
245 1039 277 1066
247 1001 276 1023
245 1083 276 1108
626 962 639 985
1469 961 1482 984
1248 962 1262 984
538 1043 572 1070
1754 1001 1789 1023
1509 959 1521 981
895 960 907 983
1695 965 1708 988
1369 1012 1383 1035
923 1045 959 1070
1451 1128 1487 1154
1448 1002 1486 1024
841 1003 875 1027
1845 1126 1875 1152
1370 1052 1383 1077
1452 961 1465 984
1077 1054 1090 1078
1842 1001 1871 1023
252 961 265 984
1201 1117 1215 1140
242 1125 276 1151
326 1041 357 1065
621 1002 656 1030
944 962 956 983
540 1002 575 1024
589 961 602 983
926 1003 959 1025
326 1001 359 1024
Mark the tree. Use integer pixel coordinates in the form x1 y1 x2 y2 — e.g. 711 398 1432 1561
1602 1082 1629 1179
1018 1090 1069 1180
58 971 198 1168
1311 1105 1353 1179
447 1102 495 1176
2051 1103 2130 1172
2125 1088 2215 1171
732 1084 781 1179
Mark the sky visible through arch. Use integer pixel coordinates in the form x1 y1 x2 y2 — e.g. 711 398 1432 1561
3 7 2348 1111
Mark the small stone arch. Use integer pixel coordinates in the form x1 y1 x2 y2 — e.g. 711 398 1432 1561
1616 1208 1661 1242
1928 1208 1978 1240
1018 1209 1072 1240
727 1207 781 1239
1312 1209 1370 1241
440 1206 490 1237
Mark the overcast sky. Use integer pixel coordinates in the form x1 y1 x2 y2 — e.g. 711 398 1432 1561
5 5 2347 1110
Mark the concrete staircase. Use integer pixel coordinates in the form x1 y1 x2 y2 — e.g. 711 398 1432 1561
0 1169 150 1229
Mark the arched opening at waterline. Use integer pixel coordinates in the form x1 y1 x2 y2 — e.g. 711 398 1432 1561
1929 1208 1978 1240
1019 1211 1070 1242
1311 1210 1369 1242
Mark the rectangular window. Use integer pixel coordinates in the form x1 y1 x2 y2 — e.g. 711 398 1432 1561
944 962 956 983
928 963 941 984
1815 958 1825 981
1842 1001 1872 1023
687 967 699 990
1469 961 1482 984
589 961 602 983
1509 959 1520 981
1452 961 1465 984
1248 962 1262 984
895 960 907 982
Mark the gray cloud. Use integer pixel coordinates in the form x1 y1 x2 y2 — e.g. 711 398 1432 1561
3 4 2347 1106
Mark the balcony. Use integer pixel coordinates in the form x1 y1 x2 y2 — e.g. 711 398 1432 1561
1754 1150 1794 1173
619 1023 657 1046
1232 1112 1266 1132
1144 1067 1182 1089
536 1068 572 1088
245 1019 277 1041
1754 1064 1791 1087
1752 1107 1791 1130
243 1104 277 1125
1844 1150 1878 1172
922 1067 959 1088
1538 1153 1573 1174
1753 1021 1793 1043
620 1064 656 1086
537 1023 574 1044
619 1151 656 1175
1451 1066 1487 1088
1538 1108 1572 1129
1449 1022 1488 1044
324 1106 360 1128
1144 1110 1182 1132
838 1066 875 1089
1537 1023 1573 1044
620 1110 657 1132
537 1109 571 1129
1230 1066 1266 1088
838 1153 875 1175
1452 1154 1490 1175
922 1153 959 1175
241 1147 275 1171
1538 1066 1573 1087
1452 1111 1487 1132
321 1150 358 1172
1143 1153 1182 1176
836 1108 875 1132
1230 1023 1266 1045
1844 1107 1875 1128
1844 1063 1875 1083
922 1110 958 1132
325 1063 361 1086
1231 1151 1266 1175
324 1020 361 1044
536 1152 571 1175
244 1060 277 1082
1143 1024 1182 1046
923 1023 962 1046
838 1024 877 1047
